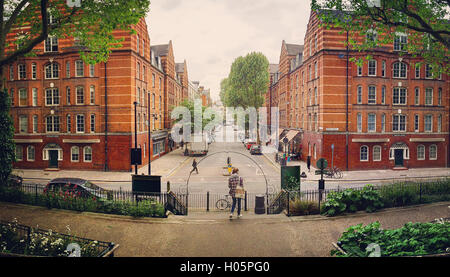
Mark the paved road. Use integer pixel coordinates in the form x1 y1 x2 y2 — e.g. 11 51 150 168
166 134 281 195
1 201 448 257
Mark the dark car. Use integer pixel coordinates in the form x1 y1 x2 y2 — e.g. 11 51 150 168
44 178 110 200
7 174 23 187
250 144 262 155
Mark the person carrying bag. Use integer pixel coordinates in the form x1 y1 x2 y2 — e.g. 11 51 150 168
228 168 244 219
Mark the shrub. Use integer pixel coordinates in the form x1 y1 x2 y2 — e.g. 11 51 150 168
288 199 319 216
332 221 450 257
321 185 384 216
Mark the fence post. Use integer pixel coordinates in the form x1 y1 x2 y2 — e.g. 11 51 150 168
244 191 247 211
419 183 422 203
206 191 209 212
35 184 38 204
287 191 290 216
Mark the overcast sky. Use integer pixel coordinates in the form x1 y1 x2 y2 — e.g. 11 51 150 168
146 0 311 102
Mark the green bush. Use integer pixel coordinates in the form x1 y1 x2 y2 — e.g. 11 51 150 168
332 221 450 257
288 199 320 216
321 185 384 216
0 186 166 218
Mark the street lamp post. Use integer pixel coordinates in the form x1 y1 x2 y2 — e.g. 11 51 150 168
133 101 138 175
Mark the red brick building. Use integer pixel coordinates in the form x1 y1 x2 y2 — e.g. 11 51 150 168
7 18 190 171
267 11 449 170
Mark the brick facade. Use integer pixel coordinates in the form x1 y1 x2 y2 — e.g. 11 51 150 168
267 11 449 171
7 18 190 171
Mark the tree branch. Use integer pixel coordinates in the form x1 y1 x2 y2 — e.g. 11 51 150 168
0 0 47 66
3 0 30 37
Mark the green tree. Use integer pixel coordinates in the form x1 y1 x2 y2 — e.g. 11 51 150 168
0 0 150 87
223 52 270 143
0 89 15 185
226 52 269 109
312 0 449 75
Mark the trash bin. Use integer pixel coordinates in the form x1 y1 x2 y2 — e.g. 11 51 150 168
255 195 265 214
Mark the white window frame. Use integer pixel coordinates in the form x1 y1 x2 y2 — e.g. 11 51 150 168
83 146 92 163
45 115 60 133
89 64 95 77
76 86 84 105
357 86 363 104
71 146 80 162
45 88 60 106
381 60 386 77
27 146 35 161
381 86 386 104
393 114 406 132
32 88 38 106
373 145 381 162
394 33 407 51
414 87 420 105
19 115 28 133
381 113 386 133
67 114 71 133
18 64 26 80
357 65 362 76
368 86 376 104
393 87 407 105
357 113 362 133
16 145 23 161
415 64 420 79
425 88 433 106
429 145 437 160
18 88 27 107
76 114 85 133
393 62 407 78
368 113 376 132
360 145 369 162
368 60 377 76
90 86 95 105
44 36 58 52
414 114 419 132
424 114 433 132
31 63 37 79
90 114 95 133
417 145 425 160
45 63 59 79
75 60 84 77
32 115 38 133
437 114 442 133
425 64 433 79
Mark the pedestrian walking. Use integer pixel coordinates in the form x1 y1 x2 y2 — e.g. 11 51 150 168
307 156 311 172
228 168 244 219
191 158 199 174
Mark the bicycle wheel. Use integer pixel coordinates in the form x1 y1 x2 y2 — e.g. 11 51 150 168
216 199 229 210
335 168 343 179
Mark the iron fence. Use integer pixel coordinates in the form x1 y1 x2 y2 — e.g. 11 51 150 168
0 220 117 257
1 183 188 216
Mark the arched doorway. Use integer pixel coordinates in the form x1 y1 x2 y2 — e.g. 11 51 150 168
43 144 62 168
390 142 409 167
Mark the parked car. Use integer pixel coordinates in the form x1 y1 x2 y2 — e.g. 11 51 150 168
250 144 262 155
246 141 256 150
44 178 110 200
7 174 23 187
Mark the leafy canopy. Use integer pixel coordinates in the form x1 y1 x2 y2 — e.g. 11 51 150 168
311 0 450 75
222 52 270 109
0 0 150 68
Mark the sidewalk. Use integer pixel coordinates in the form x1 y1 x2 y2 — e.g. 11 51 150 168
0 201 448 257
262 151 450 183
13 147 191 185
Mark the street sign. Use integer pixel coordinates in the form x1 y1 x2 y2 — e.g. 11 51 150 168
131 148 142 165
316 158 328 170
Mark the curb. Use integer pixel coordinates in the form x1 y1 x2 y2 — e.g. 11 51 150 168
2 201 448 225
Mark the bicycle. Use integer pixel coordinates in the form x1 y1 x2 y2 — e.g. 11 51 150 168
325 166 343 179
216 194 232 210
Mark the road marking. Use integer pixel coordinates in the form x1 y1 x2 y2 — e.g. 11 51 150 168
166 157 192 178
